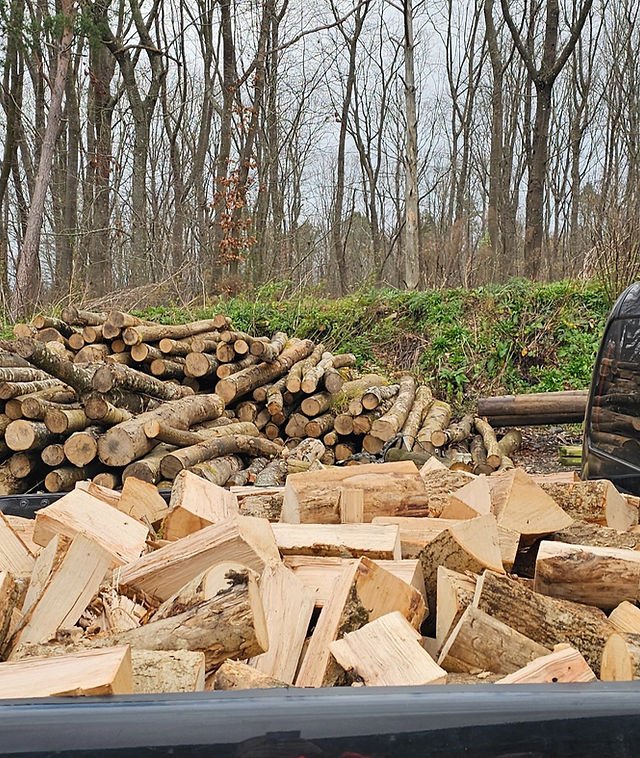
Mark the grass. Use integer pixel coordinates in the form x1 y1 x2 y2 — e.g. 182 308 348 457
133 278 610 410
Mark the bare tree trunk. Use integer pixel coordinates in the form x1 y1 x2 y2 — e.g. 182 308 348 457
403 0 420 289
11 0 76 319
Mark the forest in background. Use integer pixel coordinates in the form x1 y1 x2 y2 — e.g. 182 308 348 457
1 0 639 316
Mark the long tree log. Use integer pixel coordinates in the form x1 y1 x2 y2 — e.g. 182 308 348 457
474 417 502 469
0 379 65 401
18 388 77 420
189 456 244 486
161 434 282 480
285 344 325 393
122 319 227 347
370 375 417 442
61 306 108 326
122 444 177 484
111 567 266 669
64 426 102 466
0 367 52 383
497 429 522 459
400 386 434 450
43 407 90 435
470 434 492 475
216 340 315 404
98 394 225 467
432 414 473 449
250 332 287 362
14 338 95 394
83 395 133 425
478 390 588 426
5 420 58 451
415 400 452 454
474 570 615 670
92 363 193 400
362 384 400 410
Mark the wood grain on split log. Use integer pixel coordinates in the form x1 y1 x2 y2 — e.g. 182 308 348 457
474 569 615 670
437 605 550 675
118 515 279 602
534 540 640 609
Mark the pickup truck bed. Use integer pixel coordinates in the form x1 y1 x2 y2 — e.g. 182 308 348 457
2 683 640 756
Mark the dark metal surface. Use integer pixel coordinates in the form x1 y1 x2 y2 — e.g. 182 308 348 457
583 281 640 492
0 490 172 518
2 683 640 756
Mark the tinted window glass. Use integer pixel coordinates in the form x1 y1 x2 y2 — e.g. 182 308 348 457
590 317 640 467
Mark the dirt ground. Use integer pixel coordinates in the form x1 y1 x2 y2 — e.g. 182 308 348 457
511 425 583 475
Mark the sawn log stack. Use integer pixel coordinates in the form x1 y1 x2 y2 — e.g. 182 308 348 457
0 308 521 494
0 462 639 697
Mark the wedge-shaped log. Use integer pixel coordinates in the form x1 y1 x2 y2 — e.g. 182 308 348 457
330 611 447 686
488 468 573 539
609 601 640 634
437 605 551 675
601 633 640 680
436 566 477 652
163 470 239 540
282 461 428 524
8 534 111 652
33 489 148 566
418 515 504 620
283 556 426 608
496 646 596 684
371 515 518 570
117 476 169 526
213 660 289 690
417 467 475 517
271 523 401 560
98 394 224 468
118 515 279 602
534 540 640 609
549 521 640 551
474 570 615 670
248 563 315 684
111 567 267 669
0 572 19 651
0 511 35 576
151 562 248 620
296 556 427 687
440 475 493 520
540 479 637 531
0 646 133 698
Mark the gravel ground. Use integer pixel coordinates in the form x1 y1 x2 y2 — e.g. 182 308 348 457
511 425 583 475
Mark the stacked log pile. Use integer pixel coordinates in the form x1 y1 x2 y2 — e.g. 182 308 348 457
2 463 640 697
0 308 519 494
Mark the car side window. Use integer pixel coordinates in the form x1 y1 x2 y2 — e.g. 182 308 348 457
590 318 640 466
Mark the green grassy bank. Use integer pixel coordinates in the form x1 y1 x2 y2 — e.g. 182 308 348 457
134 279 609 409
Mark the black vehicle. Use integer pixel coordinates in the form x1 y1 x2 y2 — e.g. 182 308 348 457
582 281 640 493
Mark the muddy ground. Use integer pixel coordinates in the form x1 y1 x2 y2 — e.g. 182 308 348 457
511 426 583 475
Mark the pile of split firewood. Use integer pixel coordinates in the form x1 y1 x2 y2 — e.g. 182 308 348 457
0 307 519 494
1 462 640 698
